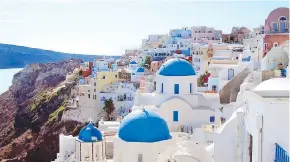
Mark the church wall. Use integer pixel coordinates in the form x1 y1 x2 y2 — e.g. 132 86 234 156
114 137 173 162
156 75 197 95
157 98 214 132
59 135 75 162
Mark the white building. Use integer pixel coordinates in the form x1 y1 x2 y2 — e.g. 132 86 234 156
207 54 254 92
131 67 145 82
213 74 290 162
52 121 106 162
64 78 100 123
94 59 109 71
100 82 136 118
127 61 138 72
261 41 289 71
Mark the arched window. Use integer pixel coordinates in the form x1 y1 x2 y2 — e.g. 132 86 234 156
279 16 287 32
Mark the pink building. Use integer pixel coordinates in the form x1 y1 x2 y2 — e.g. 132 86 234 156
264 7 289 33
191 26 222 43
263 7 290 56
150 60 165 73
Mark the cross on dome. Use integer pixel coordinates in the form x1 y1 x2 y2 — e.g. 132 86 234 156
88 117 93 123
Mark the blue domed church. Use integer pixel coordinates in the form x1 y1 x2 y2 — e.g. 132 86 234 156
113 108 173 162
130 58 220 132
54 120 107 162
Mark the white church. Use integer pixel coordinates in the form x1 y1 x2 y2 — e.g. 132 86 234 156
131 58 221 131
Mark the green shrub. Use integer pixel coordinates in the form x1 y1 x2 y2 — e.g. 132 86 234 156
48 106 65 122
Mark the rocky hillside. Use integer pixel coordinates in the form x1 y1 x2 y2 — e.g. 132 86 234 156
0 59 86 162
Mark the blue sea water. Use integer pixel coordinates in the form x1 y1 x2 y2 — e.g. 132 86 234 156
0 68 23 94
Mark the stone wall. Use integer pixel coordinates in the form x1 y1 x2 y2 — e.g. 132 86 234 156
262 70 275 81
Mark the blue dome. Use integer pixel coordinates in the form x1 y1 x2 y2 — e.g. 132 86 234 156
118 109 171 143
78 123 102 142
130 61 137 64
157 58 196 76
136 67 145 73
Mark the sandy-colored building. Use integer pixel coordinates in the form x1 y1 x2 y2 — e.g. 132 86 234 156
93 71 119 92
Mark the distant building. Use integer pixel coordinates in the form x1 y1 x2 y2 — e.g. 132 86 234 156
191 26 222 43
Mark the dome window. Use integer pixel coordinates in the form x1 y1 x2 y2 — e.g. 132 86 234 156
279 16 287 21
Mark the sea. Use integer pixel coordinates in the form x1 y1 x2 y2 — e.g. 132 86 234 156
0 68 23 94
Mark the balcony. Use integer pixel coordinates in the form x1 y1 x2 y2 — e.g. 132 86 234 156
275 143 289 162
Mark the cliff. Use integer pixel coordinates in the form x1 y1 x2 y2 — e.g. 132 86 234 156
0 59 85 162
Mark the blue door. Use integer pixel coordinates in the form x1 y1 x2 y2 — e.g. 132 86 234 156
174 84 179 94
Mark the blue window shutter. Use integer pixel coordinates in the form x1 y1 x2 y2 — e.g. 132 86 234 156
210 116 215 122
190 83 192 93
174 84 179 94
173 111 178 122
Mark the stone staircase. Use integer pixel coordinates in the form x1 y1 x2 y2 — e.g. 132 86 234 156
219 67 251 104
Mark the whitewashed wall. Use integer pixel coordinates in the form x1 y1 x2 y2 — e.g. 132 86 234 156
59 135 76 162
114 137 173 162
156 75 197 95
262 100 289 161
158 98 214 132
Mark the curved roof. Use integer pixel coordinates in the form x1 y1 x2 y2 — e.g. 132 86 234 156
118 109 171 143
253 78 289 97
157 58 196 76
78 122 103 142
136 67 145 73
130 61 137 64
265 7 290 31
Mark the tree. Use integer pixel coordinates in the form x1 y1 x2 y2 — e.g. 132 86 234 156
197 73 207 87
103 98 115 121
78 69 83 76
142 56 152 69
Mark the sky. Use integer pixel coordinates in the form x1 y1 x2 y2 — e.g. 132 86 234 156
0 0 289 55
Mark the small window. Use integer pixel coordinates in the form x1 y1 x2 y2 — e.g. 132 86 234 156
210 116 215 122
94 89 96 92
88 94 90 98
102 76 105 79
173 111 178 122
115 75 117 78
273 42 278 47
161 83 164 93
190 83 192 93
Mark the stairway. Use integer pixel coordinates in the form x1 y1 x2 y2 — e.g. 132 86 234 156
219 67 251 104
